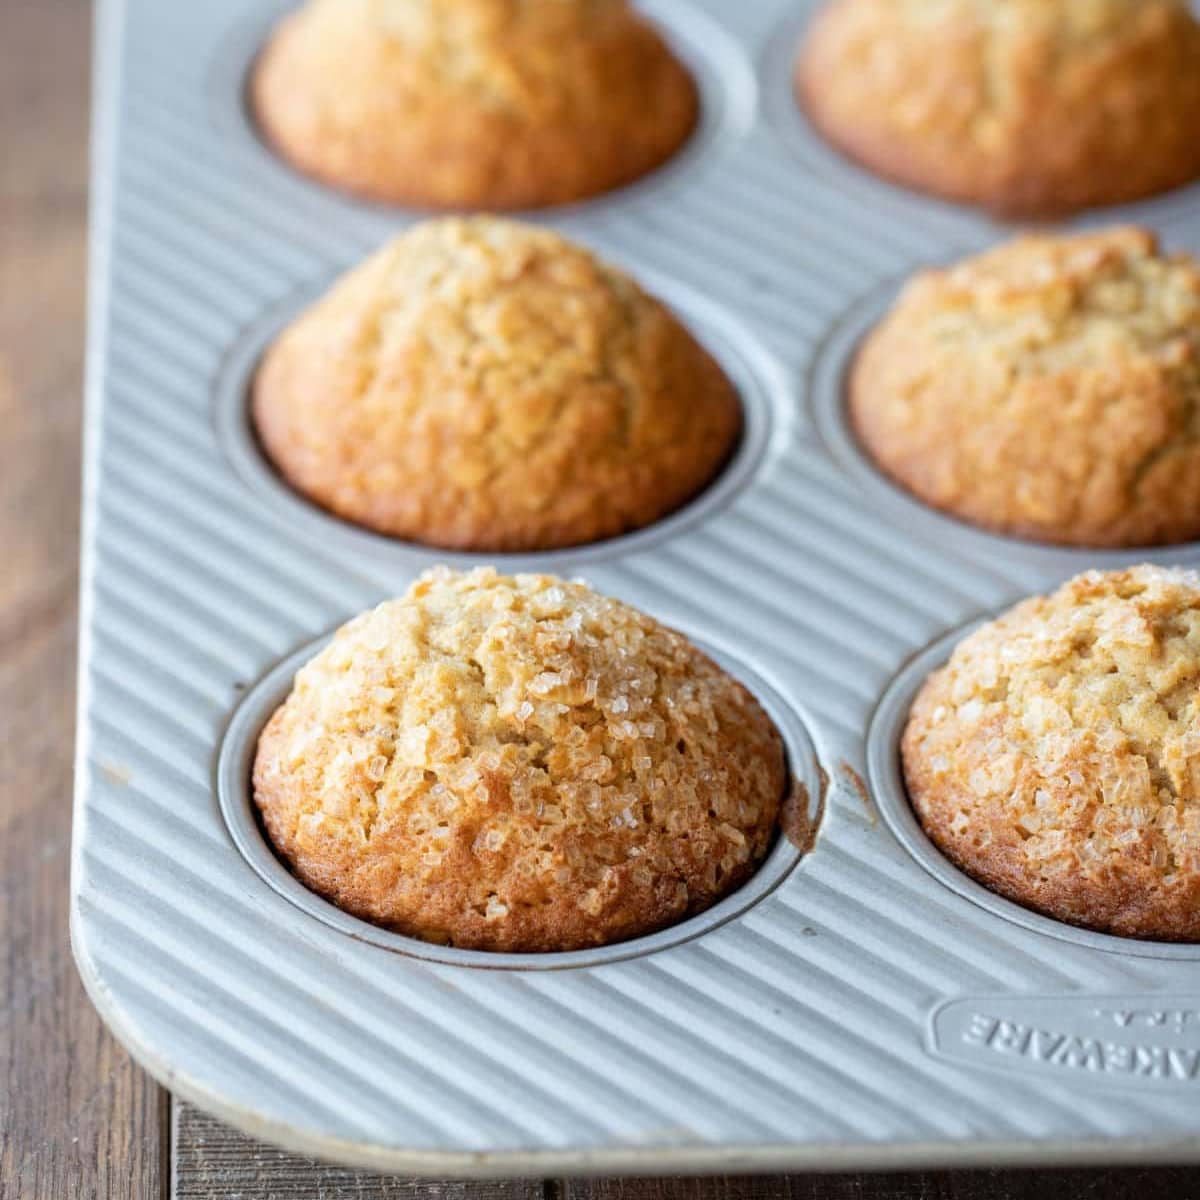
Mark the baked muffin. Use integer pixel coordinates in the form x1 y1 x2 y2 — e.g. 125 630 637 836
904 565 1200 941
796 0 1200 217
851 227 1200 548
252 217 742 551
252 567 789 952
252 0 698 210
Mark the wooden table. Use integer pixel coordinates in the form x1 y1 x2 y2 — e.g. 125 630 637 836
3 2 1198 1196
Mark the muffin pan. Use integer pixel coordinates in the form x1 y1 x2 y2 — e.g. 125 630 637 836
73 0 1200 1178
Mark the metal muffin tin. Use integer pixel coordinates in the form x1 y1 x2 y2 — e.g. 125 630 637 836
73 0 1200 1176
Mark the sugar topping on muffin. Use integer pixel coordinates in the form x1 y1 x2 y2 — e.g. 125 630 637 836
904 565 1200 941
851 227 1200 548
252 567 790 952
797 0 1200 216
253 0 699 209
252 217 742 552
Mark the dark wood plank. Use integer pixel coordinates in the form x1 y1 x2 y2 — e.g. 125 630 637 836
562 1168 1200 1200
0 3 169 1199
172 1106 542 1199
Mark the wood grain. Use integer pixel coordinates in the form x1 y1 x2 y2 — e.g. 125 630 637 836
5 0 1200 1197
561 1168 1200 1200
0 3 169 1199
172 1108 542 1199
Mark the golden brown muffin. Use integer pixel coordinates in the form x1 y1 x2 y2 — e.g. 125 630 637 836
904 566 1200 941
252 217 742 551
252 0 698 210
252 567 789 952
850 227 1200 548
796 0 1200 217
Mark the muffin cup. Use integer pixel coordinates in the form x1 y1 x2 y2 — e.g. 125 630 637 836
808 272 1200 569
218 623 823 970
867 618 1200 962
213 261 780 569
766 1 1200 231
206 0 757 218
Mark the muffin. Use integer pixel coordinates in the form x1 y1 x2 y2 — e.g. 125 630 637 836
851 227 1200 548
904 566 1200 942
252 217 742 551
252 568 789 952
252 0 698 210
796 0 1200 217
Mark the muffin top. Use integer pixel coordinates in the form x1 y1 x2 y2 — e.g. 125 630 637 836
252 217 742 552
797 0 1200 216
252 0 698 209
904 565 1200 941
252 568 789 952
851 227 1200 548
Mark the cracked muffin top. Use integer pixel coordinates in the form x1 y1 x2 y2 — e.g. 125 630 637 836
252 0 698 209
252 217 742 551
796 0 1200 216
252 567 789 952
904 566 1200 941
850 227 1200 548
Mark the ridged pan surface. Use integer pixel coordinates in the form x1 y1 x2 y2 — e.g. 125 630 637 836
73 0 1200 1176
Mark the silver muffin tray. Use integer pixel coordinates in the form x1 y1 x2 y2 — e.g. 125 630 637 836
73 0 1200 1176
